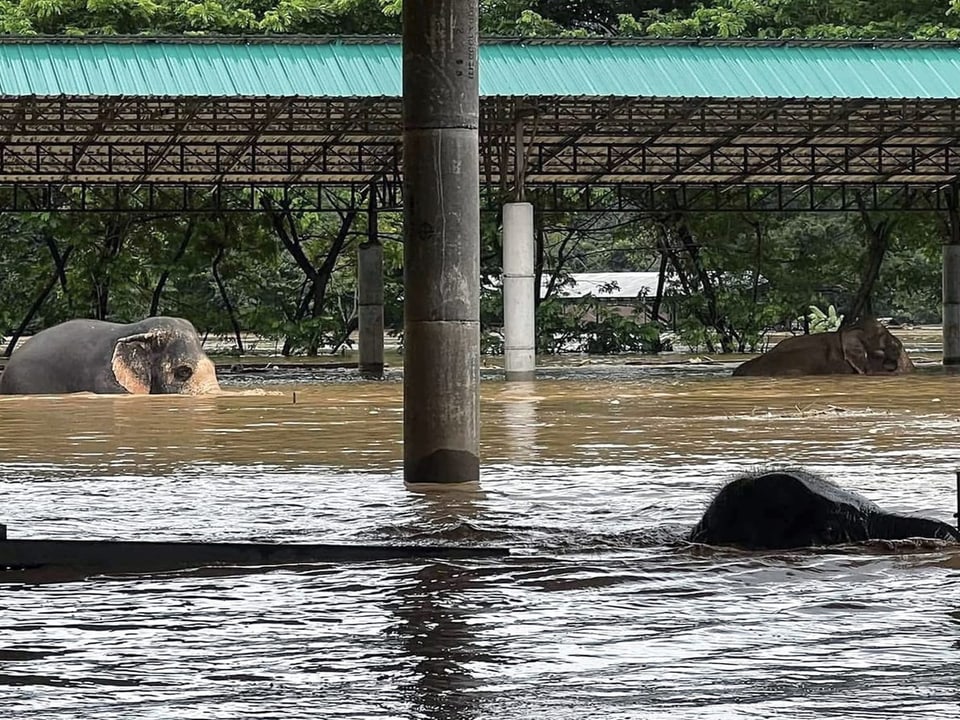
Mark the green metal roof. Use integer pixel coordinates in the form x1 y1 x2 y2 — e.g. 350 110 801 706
3 36 960 100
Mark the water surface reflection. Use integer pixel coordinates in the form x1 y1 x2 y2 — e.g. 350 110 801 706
1 366 959 718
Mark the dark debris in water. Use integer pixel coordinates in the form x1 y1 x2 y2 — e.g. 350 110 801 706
0 648 70 661
215 360 736 387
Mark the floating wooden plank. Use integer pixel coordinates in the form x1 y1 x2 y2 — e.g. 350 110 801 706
0 535 510 582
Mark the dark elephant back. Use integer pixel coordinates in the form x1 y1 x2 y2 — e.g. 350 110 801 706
688 470 877 549
732 333 851 377
733 320 914 377
0 319 128 394
689 469 957 549
0 317 219 395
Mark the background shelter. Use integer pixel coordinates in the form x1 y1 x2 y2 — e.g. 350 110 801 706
3 35 960 377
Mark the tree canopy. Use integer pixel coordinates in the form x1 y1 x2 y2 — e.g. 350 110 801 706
4 1 959 38
0 1 952 358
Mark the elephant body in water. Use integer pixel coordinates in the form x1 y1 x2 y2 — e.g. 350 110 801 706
688 469 959 550
0 317 220 395
733 319 914 377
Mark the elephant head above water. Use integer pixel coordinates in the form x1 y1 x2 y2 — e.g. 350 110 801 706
733 318 914 377
0 317 221 395
688 469 960 550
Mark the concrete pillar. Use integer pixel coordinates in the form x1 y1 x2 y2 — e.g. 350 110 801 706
502 202 536 380
357 239 384 379
402 0 480 484
944 246 960 366
945 189 960 366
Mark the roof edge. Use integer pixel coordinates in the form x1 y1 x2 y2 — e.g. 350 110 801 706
1 34 960 49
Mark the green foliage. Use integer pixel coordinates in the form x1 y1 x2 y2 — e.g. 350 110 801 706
604 0 960 39
0 0 402 35
0 187 410 357
581 312 663 354
873 214 942 323
0 0 953 358
30 0 955 39
479 278 504 354
804 304 844 333
535 295 664 354
658 205 940 353
535 296 578 353
1 0 958 40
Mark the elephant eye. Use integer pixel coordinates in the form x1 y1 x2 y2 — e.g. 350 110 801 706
173 365 194 382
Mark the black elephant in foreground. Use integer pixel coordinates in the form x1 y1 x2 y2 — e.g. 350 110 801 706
0 317 220 395
688 469 959 550
733 318 914 377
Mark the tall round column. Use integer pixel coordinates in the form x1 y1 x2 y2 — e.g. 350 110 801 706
402 0 480 484
944 243 960 365
502 202 536 380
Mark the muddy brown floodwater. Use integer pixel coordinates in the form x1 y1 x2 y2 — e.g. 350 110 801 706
0 362 958 719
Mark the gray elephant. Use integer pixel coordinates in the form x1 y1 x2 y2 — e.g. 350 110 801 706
0 317 220 395
688 469 959 550
733 318 914 377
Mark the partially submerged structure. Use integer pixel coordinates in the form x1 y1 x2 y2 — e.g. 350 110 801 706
543 271 676 325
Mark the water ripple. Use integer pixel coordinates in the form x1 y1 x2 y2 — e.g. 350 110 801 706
1 371 959 718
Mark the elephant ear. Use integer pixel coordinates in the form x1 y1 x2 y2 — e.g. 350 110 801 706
839 329 869 374
111 329 166 394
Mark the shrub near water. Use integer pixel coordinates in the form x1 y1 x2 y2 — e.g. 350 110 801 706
536 296 666 355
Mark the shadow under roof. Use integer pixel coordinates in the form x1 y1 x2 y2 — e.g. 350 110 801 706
1 36 959 212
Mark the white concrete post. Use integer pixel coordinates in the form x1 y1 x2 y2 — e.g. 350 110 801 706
357 239 384 378
502 202 536 381
943 243 960 365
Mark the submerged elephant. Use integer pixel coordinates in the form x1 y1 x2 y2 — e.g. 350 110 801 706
733 318 914 377
0 317 220 395
688 469 959 550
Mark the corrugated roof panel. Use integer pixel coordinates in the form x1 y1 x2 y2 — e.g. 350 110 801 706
480 44 960 98
0 41 397 97
1 39 960 99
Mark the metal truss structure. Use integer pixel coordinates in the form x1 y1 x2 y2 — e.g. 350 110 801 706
0 181 951 215
2 90 960 213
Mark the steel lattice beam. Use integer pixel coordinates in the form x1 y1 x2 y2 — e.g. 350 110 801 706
6 139 958 184
0 181 950 214
2 96 960 211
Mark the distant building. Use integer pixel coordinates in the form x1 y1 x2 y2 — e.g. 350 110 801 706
540 271 676 325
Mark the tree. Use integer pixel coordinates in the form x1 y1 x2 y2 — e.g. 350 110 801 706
0 0 953 359
616 0 960 39
0 0 403 35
